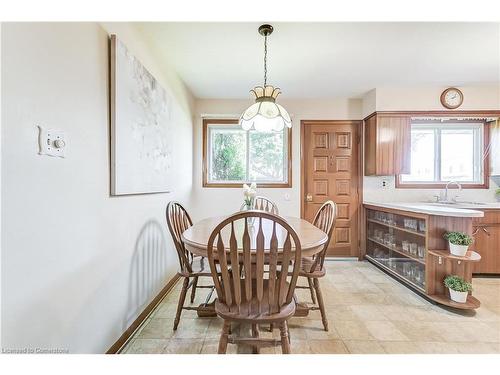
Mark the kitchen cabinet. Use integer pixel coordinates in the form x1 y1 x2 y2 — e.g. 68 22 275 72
364 203 482 310
490 119 500 175
472 210 500 274
364 113 411 176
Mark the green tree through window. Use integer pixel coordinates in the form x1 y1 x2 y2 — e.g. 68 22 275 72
208 123 288 185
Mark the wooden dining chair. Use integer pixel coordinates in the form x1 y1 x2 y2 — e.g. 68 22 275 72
166 201 214 330
295 200 336 331
206 211 302 354
253 196 279 214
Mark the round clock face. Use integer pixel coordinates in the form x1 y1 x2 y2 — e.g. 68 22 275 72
441 88 463 109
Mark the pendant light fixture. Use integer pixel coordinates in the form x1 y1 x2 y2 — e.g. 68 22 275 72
239 24 292 132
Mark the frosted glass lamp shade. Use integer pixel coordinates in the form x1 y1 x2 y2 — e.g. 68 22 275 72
239 99 292 132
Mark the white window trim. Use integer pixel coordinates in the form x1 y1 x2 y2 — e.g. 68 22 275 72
401 122 484 185
206 123 289 185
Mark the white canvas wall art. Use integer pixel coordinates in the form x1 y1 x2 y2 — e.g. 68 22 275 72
110 34 173 195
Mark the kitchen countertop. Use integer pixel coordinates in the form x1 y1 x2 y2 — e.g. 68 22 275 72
428 202 500 209
364 201 485 217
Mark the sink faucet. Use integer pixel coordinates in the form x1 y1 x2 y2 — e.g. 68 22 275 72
443 180 462 202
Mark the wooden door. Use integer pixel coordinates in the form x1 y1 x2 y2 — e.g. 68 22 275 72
301 120 361 257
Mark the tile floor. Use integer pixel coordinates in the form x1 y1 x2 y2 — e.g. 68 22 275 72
121 261 500 354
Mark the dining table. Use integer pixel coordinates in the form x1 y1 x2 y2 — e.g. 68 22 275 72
181 215 328 317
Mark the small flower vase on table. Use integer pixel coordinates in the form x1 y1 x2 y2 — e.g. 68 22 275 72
241 183 257 227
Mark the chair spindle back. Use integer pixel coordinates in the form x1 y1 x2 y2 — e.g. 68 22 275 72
166 201 194 274
253 196 279 215
310 200 337 271
206 211 301 316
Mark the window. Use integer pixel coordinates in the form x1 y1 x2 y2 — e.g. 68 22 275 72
397 121 489 188
202 119 291 187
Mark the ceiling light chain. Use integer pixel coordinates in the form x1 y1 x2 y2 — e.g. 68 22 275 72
263 34 268 86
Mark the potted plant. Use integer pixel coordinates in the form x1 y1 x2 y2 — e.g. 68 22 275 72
443 231 473 256
495 188 500 202
444 275 472 303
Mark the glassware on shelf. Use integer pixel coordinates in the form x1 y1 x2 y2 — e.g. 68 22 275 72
403 218 418 231
418 245 425 259
418 220 426 232
403 262 411 278
410 243 418 256
402 240 409 252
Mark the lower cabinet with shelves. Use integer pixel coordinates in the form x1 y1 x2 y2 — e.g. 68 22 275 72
364 204 482 310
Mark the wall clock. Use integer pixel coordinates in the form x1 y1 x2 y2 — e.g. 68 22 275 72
440 87 464 109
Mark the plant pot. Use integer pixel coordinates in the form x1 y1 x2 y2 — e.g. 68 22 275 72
449 288 468 303
449 241 468 256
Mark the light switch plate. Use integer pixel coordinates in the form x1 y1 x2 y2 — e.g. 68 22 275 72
38 126 66 158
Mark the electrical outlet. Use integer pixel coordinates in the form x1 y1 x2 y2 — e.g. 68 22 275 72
381 179 389 188
38 126 66 158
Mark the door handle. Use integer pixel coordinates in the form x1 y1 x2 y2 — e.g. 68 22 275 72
306 194 313 202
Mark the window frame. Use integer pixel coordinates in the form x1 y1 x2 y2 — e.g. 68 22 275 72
202 118 292 188
396 120 490 189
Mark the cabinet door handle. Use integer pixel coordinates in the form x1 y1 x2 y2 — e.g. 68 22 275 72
472 227 479 236
482 227 491 236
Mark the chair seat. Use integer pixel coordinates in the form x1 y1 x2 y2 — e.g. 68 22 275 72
299 257 326 278
215 279 296 324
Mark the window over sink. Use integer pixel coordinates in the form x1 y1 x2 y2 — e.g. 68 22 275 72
202 119 291 187
397 120 490 188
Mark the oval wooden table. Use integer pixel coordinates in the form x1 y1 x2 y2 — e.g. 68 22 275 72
182 215 328 317
182 215 328 257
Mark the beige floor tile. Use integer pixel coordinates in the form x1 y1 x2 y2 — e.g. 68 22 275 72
428 322 476 343
474 306 500 322
392 321 444 342
309 340 348 354
344 340 385 354
171 317 211 339
378 305 416 321
125 338 170 354
137 318 175 339
455 342 500 354
124 261 500 355
164 339 204 354
364 321 409 341
334 320 375 340
350 305 388 321
289 340 311 354
457 321 500 343
327 305 360 321
380 341 421 354
296 319 340 340
201 338 238 354
416 342 460 354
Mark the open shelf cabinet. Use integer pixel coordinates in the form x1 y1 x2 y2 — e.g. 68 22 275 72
364 204 481 310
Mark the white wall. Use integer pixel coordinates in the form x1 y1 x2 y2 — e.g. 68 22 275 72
1 23 194 353
374 85 500 111
192 98 362 220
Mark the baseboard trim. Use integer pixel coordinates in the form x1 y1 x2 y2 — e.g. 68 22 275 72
106 273 181 354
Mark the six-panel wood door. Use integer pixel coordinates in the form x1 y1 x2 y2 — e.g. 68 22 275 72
302 121 361 257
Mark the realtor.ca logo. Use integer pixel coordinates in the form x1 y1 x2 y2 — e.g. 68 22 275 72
2 347 69 354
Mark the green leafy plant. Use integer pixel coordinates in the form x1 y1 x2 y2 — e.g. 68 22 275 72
444 275 473 292
443 231 473 246
495 188 500 196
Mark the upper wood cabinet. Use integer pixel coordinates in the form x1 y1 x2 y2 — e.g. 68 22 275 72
490 119 500 176
364 113 411 176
